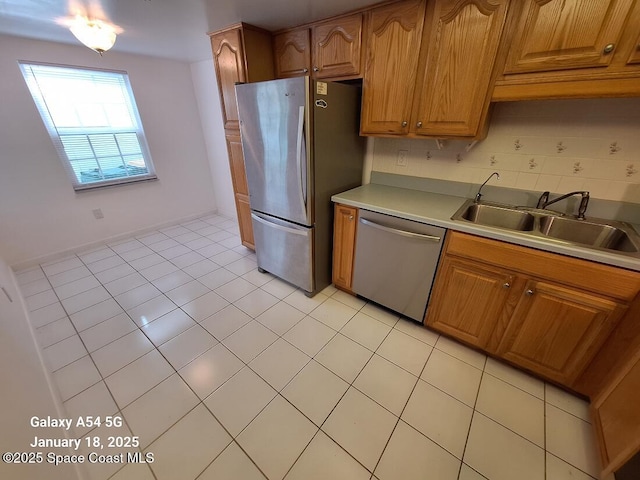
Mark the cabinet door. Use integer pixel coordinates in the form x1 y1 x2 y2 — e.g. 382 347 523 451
332 204 358 291
504 0 635 74
225 133 249 196
225 134 254 249
412 0 509 137
498 280 626 385
627 31 640 64
274 28 311 78
210 29 246 130
360 0 426 135
311 14 363 78
592 348 640 477
236 194 254 249
425 256 515 351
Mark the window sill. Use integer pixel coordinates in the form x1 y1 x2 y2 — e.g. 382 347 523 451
73 175 158 192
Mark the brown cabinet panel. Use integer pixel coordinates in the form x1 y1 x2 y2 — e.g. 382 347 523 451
425 256 514 351
627 31 640 64
428 232 640 390
210 29 246 130
413 0 509 137
209 24 273 250
360 0 426 135
235 194 254 249
332 204 358 291
225 133 248 196
498 280 626 385
312 14 363 78
274 28 311 77
592 348 640 477
504 0 634 74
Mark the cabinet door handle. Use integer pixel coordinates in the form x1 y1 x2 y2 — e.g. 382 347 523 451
603 43 615 54
349 215 354 221
401 121 407 127
313 66 319 72
416 121 423 128
503 282 510 288
302 68 309 73
526 289 534 296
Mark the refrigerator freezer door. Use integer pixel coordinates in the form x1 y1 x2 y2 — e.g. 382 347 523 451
236 78 312 226
251 212 314 293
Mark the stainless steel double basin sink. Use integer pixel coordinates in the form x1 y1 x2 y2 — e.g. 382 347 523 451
451 199 640 257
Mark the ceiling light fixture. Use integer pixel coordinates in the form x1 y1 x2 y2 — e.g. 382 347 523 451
69 15 117 55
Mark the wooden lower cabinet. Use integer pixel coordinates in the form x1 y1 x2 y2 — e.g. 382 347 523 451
225 133 254 249
332 204 358 292
497 280 626 385
426 256 514 351
427 231 638 389
592 347 640 477
235 194 254 249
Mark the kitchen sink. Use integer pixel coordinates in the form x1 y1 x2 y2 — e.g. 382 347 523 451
460 203 535 231
538 216 638 252
452 199 640 256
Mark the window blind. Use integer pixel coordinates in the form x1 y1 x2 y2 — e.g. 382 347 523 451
19 62 157 190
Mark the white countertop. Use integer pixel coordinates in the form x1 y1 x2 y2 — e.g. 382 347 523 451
332 184 640 273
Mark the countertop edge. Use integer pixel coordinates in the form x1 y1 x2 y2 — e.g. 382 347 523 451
332 184 640 273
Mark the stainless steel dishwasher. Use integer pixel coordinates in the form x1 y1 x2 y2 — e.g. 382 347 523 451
351 209 446 322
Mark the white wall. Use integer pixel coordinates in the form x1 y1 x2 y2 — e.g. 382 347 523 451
190 59 237 218
0 35 218 266
0 257 78 480
372 98 640 204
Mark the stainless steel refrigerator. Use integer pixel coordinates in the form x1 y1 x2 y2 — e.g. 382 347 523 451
236 77 365 296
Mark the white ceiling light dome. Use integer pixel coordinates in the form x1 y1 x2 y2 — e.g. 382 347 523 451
69 15 117 54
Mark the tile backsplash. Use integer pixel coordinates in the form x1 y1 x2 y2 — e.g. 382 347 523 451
371 98 640 203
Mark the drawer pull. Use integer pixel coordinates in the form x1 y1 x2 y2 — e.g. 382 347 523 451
359 217 441 242
503 282 510 288
603 43 615 54
526 289 534 296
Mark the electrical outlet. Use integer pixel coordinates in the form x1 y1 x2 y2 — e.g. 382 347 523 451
397 149 408 167
92 208 104 219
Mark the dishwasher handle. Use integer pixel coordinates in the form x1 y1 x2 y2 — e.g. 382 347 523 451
359 217 442 242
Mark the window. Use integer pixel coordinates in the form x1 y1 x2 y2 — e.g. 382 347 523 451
19 62 156 190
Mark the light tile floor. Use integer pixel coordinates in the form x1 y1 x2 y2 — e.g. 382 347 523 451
15 213 603 480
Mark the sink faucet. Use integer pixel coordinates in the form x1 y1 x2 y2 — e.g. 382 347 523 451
536 191 590 219
475 172 500 203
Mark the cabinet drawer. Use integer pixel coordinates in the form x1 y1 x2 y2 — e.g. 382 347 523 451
446 232 640 301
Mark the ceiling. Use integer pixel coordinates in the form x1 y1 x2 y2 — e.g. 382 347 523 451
0 0 383 62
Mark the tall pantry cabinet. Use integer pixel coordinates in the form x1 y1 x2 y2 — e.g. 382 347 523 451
209 24 275 249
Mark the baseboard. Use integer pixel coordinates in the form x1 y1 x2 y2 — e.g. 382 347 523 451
11 209 222 272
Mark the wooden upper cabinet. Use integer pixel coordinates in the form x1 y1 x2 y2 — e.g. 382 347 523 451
210 29 246 130
504 0 635 75
210 24 275 130
360 0 426 135
274 28 311 77
311 14 363 78
497 280 626 385
412 0 510 137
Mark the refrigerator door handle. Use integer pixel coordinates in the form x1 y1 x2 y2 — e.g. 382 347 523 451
295 105 307 213
251 212 308 236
